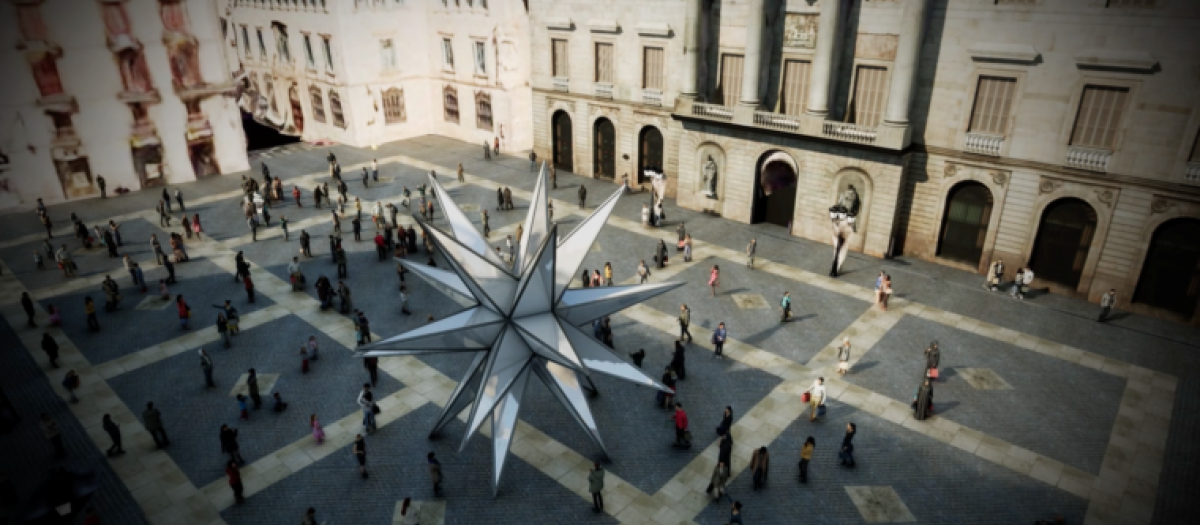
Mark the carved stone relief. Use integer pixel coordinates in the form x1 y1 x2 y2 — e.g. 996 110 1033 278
855 34 899 60
1151 197 1174 214
1096 190 1114 207
944 162 958 178
990 171 1008 187
783 14 818 49
1039 179 1062 194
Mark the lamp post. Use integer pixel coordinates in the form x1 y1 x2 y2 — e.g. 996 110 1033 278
829 205 856 277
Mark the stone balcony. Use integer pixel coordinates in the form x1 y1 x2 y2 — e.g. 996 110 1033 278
594 82 613 100
1065 145 1112 173
674 98 911 151
642 88 663 107
1185 161 1200 185
552 77 569 93
965 132 1004 157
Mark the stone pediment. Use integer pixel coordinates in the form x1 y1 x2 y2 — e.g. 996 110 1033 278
967 43 1040 64
1073 49 1158 72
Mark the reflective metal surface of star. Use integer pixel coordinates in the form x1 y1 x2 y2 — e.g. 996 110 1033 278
359 164 681 496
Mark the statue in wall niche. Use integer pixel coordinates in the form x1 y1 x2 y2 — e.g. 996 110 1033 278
837 184 861 217
702 155 719 199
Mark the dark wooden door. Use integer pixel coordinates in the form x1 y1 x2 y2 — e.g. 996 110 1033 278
1029 199 1097 288
937 182 993 264
593 118 615 180
552 111 573 172
1134 219 1200 316
638 126 663 184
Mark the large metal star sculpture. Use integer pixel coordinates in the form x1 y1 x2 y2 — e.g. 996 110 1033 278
359 164 681 495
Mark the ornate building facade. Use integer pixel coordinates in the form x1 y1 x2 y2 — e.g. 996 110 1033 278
0 0 248 209
528 0 1200 323
219 0 533 151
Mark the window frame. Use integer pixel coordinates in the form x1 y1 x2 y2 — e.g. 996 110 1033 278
309 85 326 123
321 36 334 73
846 61 890 128
380 38 397 71
383 87 406 124
329 89 345 128
241 25 252 57
302 34 316 69
593 41 614 84
551 38 569 79
966 75 1020 136
778 57 812 116
1068 83 1133 151
441 37 455 72
641 46 665 91
717 52 745 108
473 40 487 76
256 27 267 58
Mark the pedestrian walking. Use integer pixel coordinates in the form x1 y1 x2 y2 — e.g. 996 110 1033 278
604 263 613 286
839 422 857 467
244 274 255 303
913 379 934 420
302 507 319 525
729 501 744 525
712 322 727 358
298 344 310 373
708 265 720 296
358 384 378 433
428 452 444 496
879 273 893 311
483 139 491 159
217 313 230 348
588 462 606 513
311 414 325 444
143 402 170 448
494 136 500 156
272 392 288 413
707 461 729 500
837 338 852 375
226 461 245 504
578 184 587 209
200 349 215 388
746 238 756 268
924 340 941 381
550 164 557 188
804 377 826 421
57 245 76 277
671 341 687 380
592 269 603 288
33 250 45 270
671 402 690 448
984 259 1004 291
750 446 770 490
798 437 815 483
247 368 262 409
133 264 145 293
221 424 245 464
364 356 379 387
457 163 465 182
41 413 66 458
177 295 191 330
718 429 733 467
21 292 37 327
780 291 792 322
300 230 312 257
1099 289 1117 322
84 296 99 331
174 188 185 211
655 239 668 269
280 215 289 241
503 187 513 210
677 304 692 342
62 370 80 403
42 333 60 368
102 414 125 457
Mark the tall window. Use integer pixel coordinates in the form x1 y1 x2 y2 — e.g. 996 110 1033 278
642 47 664 90
476 91 493 130
594 43 613 83
780 60 811 116
310 86 326 123
968 76 1017 135
444 85 459 123
242 26 251 57
850 65 888 127
383 88 406 124
552 39 569 77
442 38 454 70
322 37 334 71
1070 85 1129 150
256 28 267 57
719 54 744 107
303 35 315 68
329 90 345 128
380 39 397 70
474 41 486 75
274 24 290 62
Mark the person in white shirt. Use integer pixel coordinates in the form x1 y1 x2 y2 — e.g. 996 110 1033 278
805 377 827 422
287 257 302 291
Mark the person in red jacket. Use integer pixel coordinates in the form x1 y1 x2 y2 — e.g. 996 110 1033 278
226 460 245 504
672 402 690 449
374 233 386 262
293 186 302 207
244 274 255 303
176 295 190 330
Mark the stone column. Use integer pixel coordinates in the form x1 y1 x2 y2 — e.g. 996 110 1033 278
883 0 931 126
739 0 766 107
680 0 703 99
805 0 843 117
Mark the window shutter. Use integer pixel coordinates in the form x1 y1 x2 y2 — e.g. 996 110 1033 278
643 47 664 90
781 60 811 116
552 39 568 77
969 76 1016 135
595 43 613 83
720 54 744 107
852 66 888 127
1071 86 1129 149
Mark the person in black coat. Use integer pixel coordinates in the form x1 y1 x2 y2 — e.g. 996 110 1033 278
102 414 124 456
718 430 733 467
839 422 857 467
671 341 687 380
41 333 60 368
716 406 732 437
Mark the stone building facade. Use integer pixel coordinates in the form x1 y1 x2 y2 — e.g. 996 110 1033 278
219 0 534 152
0 0 248 210
528 0 1200 323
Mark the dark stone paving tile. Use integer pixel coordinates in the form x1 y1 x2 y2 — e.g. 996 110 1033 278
846 315 1124 474
0 317 149 525
516 312 782 496
107 315 403 488
693 400 1088 525
222 404 618 525
35 256 276 365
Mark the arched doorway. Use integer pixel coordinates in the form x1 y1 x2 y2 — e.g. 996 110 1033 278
593 118 616 180
936 182 994 265
637 126 663 185
751 151 798 227
288 84 304 133
1028 198 1098 289
552 110 573 172
1133 218 1200 317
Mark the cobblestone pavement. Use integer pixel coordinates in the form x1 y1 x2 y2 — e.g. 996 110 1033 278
0 135 1197 525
